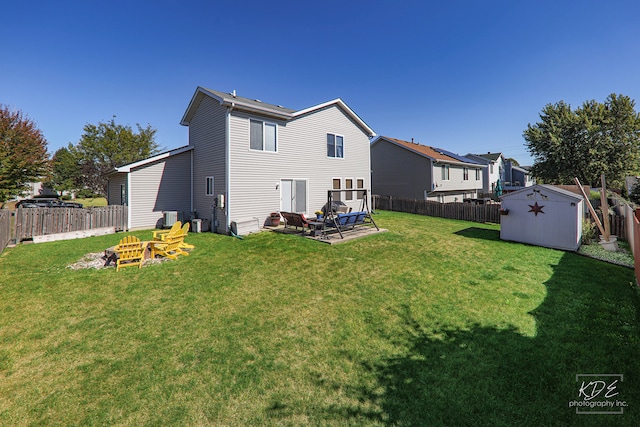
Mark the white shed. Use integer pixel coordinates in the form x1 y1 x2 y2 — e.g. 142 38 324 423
500 184 584 251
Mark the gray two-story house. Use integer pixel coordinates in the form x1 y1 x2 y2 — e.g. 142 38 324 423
107 87 376 232
371 136 484 202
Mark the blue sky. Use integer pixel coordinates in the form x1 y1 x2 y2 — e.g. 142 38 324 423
3 0 639 165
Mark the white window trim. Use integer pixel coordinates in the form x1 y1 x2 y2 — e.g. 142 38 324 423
441 164 450 181
249 119 278 153
463 167 469 181
332 177 342 190
345 177 354 201
356 177 365 200
327 133 345 159
332 177 342 201
205 176 214 196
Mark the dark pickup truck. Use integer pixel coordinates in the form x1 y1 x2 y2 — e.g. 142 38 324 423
15 198 83 208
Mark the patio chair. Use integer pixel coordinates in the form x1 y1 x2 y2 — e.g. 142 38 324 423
175 222 195 250
114 235 147 271
153 221 182 241
150 233 189 260
281 212 311 232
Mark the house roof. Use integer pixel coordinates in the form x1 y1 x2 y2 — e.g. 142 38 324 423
475 152 503 162
433 147 483 165
371 136 483 167
510 165 530 174
500 184 583 201
104 145 193 175
180 87 376 137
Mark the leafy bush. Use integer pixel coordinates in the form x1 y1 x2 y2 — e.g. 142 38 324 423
582 219 597 244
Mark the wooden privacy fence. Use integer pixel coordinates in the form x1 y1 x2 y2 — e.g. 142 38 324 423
373 195 501 224
0 210 10 254
590 211 628 242
13 206 128 242
633 209 640 285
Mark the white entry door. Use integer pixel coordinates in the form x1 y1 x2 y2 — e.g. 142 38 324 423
280 179 307 213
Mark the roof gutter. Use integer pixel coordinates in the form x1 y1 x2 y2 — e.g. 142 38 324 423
220 100 291 121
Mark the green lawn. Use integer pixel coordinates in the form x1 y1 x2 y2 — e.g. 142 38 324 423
0 211 638 426
72 197 108 207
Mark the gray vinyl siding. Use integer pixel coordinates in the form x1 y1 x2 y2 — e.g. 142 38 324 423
372 140 484 202
106 174 127 206
433 163 483 193
128 151 191 229
228 105 371 225
189 96 228 232
371 142 432 199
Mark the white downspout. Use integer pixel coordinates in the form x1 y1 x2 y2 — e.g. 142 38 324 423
226 105 233 232
127 173 132 230
190 149 194 214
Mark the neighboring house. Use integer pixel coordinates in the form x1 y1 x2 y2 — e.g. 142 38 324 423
107 87 376 232
503 160 534 191
466 152 505 194
14 182 57 201
370 136 484 203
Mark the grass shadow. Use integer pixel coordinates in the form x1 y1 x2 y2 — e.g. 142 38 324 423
329 252 640 426
454 227 500 242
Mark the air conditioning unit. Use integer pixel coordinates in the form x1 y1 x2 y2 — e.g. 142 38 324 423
230 217 261 236
163 211 178 228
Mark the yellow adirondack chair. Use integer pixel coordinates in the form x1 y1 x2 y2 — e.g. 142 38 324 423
152 221 182 241
176 222 195 250
150 233 188 260
114 235 146 271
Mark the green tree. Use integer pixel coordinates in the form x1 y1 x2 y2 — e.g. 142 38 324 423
524 94 640 188
0 105 50 202
75 117 161 195
49 145 81 196
505 157 520 167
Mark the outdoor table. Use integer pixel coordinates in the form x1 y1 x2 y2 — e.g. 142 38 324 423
307 221 325 237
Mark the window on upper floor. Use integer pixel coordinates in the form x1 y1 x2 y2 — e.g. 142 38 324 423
441 165 450 180
475 169 481 180
327 134 344 158
463 168 469 181
250 119 277 152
